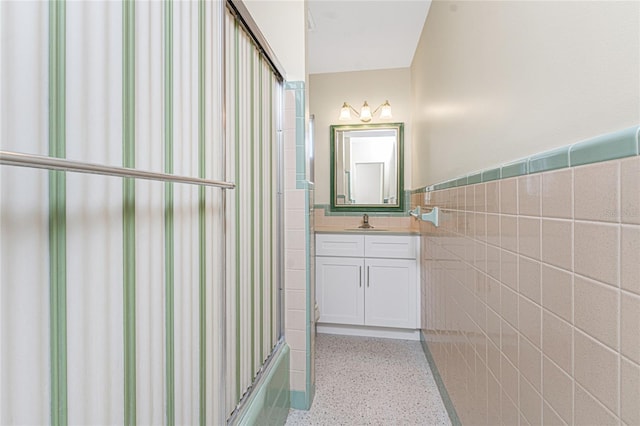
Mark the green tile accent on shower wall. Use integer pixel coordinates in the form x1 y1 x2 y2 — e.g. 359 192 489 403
236 344 291 426
285 82 308 190
290 381 314 410
290 391 308 410
295 116 305 148
501 160 528 178
295 91 304 117
481 168 501 182
569 125 639 166
527 146 569 174
284 81 305 90
420 333 462 426
285 82 316 408
411 124 640 194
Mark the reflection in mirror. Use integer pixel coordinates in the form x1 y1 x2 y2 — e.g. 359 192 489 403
330 123 404 211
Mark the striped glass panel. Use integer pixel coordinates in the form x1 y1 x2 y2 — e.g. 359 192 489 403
65 3 125 424
203 1 226 424
224 6 283 414
0 2 50 424
1 1 282 423
173 1 200 423
134 1 166 424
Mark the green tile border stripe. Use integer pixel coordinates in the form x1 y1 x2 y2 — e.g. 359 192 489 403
528 146 568 174
283 82 307 190
481 167 500 182
411 125 640 193
501 160 528 178
569 125 639 166
163 1 175 423
48 1 68 424
197 1 206 424
122 1 137 424
454 177 468 187
419 333 461 426
467 173 481 185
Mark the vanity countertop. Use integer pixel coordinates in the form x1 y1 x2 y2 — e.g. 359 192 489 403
314 226 419 235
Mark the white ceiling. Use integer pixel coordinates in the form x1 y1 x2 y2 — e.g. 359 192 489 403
307 0 432 75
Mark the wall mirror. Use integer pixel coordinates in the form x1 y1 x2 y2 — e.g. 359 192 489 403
330 123 404 212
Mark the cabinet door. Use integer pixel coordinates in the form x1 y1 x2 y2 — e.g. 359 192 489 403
364 258 417 328
316 257 365 325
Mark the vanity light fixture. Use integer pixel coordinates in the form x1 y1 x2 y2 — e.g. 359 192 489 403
339 100 392 122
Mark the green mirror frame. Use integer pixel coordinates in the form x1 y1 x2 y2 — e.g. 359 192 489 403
330 122 404 212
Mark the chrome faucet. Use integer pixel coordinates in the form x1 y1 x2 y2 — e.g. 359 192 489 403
358 213 373 229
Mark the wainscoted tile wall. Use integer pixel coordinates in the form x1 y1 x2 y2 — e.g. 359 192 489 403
414 154 640 425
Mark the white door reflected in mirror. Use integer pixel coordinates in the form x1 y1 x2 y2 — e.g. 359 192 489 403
354 162 384 204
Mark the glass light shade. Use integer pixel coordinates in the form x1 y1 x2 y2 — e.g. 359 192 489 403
359 101 372 122
379 100 392 119
339 102 351 120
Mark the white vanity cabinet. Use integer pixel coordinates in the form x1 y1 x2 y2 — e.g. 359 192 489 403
315 233 420 339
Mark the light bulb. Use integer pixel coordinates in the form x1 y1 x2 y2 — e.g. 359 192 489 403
339 102 351 120
380 100 392 119
359 101 372 122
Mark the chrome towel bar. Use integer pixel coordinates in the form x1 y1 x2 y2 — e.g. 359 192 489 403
0 150 235 189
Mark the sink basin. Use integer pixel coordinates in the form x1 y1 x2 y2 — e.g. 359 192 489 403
344 228 389 231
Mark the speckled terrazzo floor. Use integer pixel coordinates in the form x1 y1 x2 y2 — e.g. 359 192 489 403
285 334 451 426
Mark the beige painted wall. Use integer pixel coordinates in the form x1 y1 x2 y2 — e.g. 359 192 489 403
309 68 412 204
243 0 306 82
411 1 640 188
